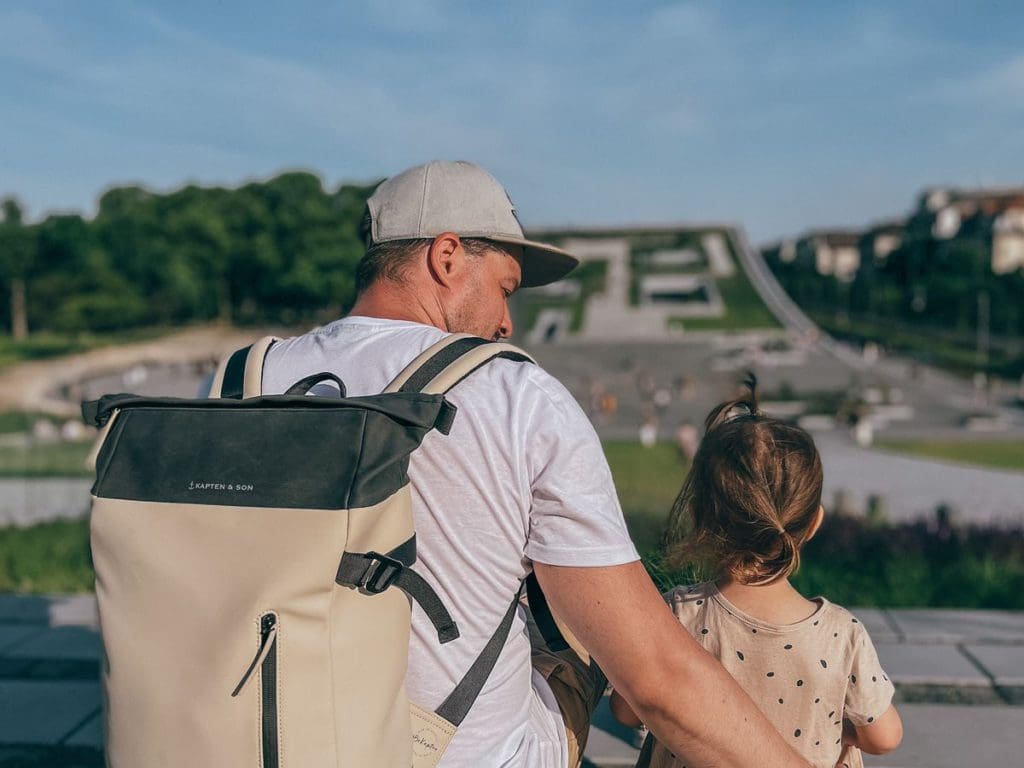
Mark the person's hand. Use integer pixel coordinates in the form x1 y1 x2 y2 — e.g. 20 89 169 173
834 742 858 768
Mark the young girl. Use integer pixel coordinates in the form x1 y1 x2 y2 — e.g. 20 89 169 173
610 379 902 768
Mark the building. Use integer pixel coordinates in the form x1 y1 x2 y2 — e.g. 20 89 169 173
912 187 1024 274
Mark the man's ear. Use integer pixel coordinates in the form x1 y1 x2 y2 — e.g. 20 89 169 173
426 233 465 288
805 504 825 542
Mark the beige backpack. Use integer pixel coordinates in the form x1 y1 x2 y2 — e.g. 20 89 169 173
85 333 562 767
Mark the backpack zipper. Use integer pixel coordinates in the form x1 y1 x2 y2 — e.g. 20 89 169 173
232 613 279 768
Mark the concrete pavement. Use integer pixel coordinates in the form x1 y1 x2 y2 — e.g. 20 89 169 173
0 595 1021 767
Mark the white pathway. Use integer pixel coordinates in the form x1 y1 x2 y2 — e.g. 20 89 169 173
815 431 1024 528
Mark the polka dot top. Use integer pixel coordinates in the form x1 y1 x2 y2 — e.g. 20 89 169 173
637 582 895 768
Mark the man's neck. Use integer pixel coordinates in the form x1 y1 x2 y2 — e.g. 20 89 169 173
348 283 447 331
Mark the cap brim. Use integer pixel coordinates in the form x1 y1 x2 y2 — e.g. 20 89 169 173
487 236 579 288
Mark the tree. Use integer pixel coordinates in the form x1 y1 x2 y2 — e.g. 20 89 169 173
0 199 33 339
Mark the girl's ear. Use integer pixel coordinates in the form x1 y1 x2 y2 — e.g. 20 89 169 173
806 505 825 542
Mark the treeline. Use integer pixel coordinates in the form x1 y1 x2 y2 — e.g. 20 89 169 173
771 240 1024 339
0 172 379 337
765 226 1024 377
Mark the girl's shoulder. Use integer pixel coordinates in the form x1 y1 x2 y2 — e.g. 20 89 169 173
814 599 878 648
662 582 716 620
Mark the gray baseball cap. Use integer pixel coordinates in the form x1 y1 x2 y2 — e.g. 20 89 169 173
365 160 578 287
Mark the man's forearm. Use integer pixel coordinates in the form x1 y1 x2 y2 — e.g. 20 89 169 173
617 642 812 768
534 561 811 768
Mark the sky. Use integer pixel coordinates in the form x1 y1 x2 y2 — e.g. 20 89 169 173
2 0 1023 244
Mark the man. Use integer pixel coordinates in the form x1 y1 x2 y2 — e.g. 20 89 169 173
261 161 809 768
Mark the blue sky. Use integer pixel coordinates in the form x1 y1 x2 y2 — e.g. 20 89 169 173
2 0 1022 242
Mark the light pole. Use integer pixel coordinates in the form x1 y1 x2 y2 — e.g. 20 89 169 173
976 289 990 370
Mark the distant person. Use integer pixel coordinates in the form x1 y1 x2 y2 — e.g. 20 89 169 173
653 387 672 412
599 390 619 422
610 379 902 768
639 411 659 448
674 374 697 402
673 420 699 462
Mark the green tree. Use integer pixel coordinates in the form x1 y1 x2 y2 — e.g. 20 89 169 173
0 199 34 339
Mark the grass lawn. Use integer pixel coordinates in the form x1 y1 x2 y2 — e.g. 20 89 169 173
0 441 94 478
813 314 1024 380
0 327 174 368
669 274 781 331
876 439 1024 473
0 411 64 434
603 441 687 554
0 517 93 593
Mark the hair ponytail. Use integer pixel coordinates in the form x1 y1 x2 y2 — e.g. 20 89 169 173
663 374 822 586
703 372 760 432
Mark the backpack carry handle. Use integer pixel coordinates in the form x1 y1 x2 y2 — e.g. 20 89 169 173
209 336 279 399
285 372 347 397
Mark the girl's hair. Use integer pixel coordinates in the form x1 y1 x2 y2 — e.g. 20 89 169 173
664 374 823 585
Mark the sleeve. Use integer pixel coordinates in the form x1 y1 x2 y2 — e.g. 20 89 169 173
844 623 896 727
522 368 640 567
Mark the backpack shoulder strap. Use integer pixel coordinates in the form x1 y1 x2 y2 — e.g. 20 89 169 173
385 335 574 720
209 335 279 399
383 334 535 395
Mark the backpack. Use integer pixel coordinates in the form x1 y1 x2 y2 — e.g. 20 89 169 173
83 333 566 767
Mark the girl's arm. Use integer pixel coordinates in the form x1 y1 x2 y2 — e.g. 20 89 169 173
609 689 644 728
841 704 903 755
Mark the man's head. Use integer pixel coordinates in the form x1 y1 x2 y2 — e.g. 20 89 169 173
353 161 578 340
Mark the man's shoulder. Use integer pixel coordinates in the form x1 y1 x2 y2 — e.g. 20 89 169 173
453 352 580 416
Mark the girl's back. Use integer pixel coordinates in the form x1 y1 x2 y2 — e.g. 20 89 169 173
639 583 893 768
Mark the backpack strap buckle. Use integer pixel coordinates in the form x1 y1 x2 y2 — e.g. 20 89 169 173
359 552 404 594
336 540 460 643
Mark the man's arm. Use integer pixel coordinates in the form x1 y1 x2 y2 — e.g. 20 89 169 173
534 561 812 768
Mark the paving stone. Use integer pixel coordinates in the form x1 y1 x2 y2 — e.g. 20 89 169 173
0 658 100 682
0 596 54 625
876 644 989 687
0 625 45 654
63 711 103 748
583 697 640 767
964 644 1024 687
0 681 100 744
894 683 1003 706
0 595 98 630
47 596 98 629
848 608 900 643
887 609 1024 644
862 704 1024 768
4 627 102 662
0 745 104 767
587 703 1024 768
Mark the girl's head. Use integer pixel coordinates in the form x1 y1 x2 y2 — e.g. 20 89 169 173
665 375 824 585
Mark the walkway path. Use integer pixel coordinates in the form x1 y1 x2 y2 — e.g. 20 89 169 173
1 595 1021 767
0 324 283 417
815 430 1024 528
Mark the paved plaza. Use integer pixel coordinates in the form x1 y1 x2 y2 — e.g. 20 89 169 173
0 595 1021 767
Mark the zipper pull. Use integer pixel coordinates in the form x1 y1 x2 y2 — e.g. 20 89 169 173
231 614 278 697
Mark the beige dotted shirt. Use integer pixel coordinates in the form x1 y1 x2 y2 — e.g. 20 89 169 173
638 582 895 768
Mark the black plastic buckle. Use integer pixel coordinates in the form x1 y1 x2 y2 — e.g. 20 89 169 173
359 552 403 594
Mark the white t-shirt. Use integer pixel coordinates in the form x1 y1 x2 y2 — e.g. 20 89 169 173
262 316 639 768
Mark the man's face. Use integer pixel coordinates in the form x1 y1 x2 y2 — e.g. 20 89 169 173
445 243 523 341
